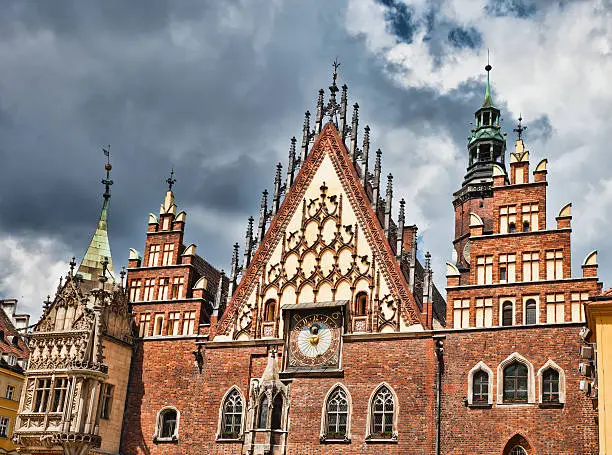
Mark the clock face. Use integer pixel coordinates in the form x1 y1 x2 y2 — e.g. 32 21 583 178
287 311 342 369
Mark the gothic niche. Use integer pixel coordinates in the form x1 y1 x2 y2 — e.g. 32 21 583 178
233 182 398 339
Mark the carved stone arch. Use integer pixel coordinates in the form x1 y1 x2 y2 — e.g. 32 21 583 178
467 361 494 405
216 386 246 440
316 279 334 302
320 382 352 441
365 382 399 441
497 353 536 403
537 359 566 404
503 434 532 454
297 282 314 303
279 283 297 308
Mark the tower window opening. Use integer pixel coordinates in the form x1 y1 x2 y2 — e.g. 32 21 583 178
483 112 490 125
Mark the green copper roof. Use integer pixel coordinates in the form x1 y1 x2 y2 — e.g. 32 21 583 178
482 67 494 108
468 125 506 146
77 197 115 287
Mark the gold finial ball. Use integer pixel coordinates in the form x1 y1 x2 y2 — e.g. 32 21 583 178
105 163 112 171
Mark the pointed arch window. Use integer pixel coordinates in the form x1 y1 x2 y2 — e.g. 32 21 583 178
271 394 283 430
220 389 243 439
258 395 268 429
263 299 276 323
541 369 559 403
473 370 489 404
368 385 397 440
503 362 528 403
510 447 527 455
355 292 368 316
154 407 179 443
324 387 349 439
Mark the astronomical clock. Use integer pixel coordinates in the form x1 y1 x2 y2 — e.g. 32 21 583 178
285 308 343 372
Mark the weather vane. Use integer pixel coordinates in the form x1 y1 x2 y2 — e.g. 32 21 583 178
513 114 527 140
102 145 113 200
166 168 176 191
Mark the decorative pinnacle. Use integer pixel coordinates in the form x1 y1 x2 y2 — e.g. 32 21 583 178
513 114 527 141
120 266 126 288
425 251 431 270
101 146 113 200
43 295 52 310
483 51 493 108
332 58 340 87
399 198 405 220
69 257 77 277
166 168 176 191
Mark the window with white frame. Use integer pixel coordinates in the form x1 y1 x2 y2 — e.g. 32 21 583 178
453 299 470 329
171 277 185 299
499 206 517 234
524 298 538 325
499 254 516 283
51 378 69 413
538 360 566 405
162 243 174 266
155 407 179 442
138 313 151 337
324 386 349 439
501 301 514 326
168 312 181 336
546 294 565 323
153 314 165 336
33 378 51 412
6 385 14 400
368 385 396 440
220 389 243 439
522 203 539 232
182 311 196 335
570 292 588 322
0 416 8 438
6 355 16 366
129 279 142 302
476 256 493 284
475 298 493 328
100 383 114 419
467 362 494 406
143 279 155 301
158 278 170 300
148 244 161 267
545 250 563 280
522 252 539 281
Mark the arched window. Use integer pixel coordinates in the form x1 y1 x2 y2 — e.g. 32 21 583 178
221 389 243 438
263 299 276 323
355 292 368 316
503 362 528 403
258 396 268 429
541 368 559 403
370 386 395 438
155 407 179 441
510 446 527 455
472 370 489 404
525 299 537 325
325 387 348 438
502 301 513 326
271 394 284 430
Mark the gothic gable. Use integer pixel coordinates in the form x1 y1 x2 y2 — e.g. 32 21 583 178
216 123 423 340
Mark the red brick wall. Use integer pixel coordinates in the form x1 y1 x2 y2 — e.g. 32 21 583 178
440 325 598 455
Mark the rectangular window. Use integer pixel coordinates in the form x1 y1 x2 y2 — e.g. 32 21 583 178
100 384 114 420
153 314 165 336
162 243 174 266
476 256 493 285
546 294 565 323
129 279 142 302
147 244 161 267
499 254 516 283
0 416 8 438
168 312 181 336
453 299 470 329
499 206 517 234
522 203 539 232
6 385 14 401
571 292 589 322
522 252 539 281
33 378 52 413
182 311 196 335
475 298 493 328
51 378 70 413
138 313 151 337
546 250 564 280
158 278 170 300
143 279 155 301
172 277 185 299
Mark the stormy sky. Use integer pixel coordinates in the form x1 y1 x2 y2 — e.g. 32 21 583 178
1 0 611 319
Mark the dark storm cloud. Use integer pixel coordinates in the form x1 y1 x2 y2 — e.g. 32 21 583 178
376 0 417 44
447 27 483 50
524 114 553 143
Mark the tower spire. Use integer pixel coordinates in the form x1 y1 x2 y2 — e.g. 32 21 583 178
287 137 297 189
482 52 494 108
272 163 283 216
229 242 240 297
77 147 116 288
361 125 370 187
166 168 176 191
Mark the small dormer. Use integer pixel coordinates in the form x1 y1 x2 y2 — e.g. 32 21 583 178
129 248 142 268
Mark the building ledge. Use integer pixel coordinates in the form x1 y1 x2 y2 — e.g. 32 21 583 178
447 276 598 291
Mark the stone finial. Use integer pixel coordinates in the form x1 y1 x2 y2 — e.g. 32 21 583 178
423 251 433 306
315 89 324 136
361 125 370 187
350 103 359 164
396 198 405 261
384 174 393 237
287 137 297 189
339 84 348 141
229 243 240 296
243 217 254 270
257 190 269 244
213 270 226 314
300 111 311 166
372 149 382 213
272 163 283 216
